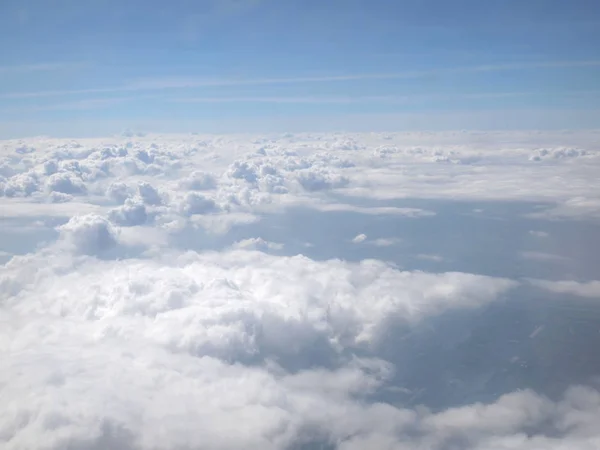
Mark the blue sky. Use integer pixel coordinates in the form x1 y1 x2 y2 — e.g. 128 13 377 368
1 0 600 137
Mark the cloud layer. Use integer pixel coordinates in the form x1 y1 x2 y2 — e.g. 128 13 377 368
1 131 599 449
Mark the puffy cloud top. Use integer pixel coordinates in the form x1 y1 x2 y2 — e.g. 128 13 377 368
58 214 118 255
1 131 600 450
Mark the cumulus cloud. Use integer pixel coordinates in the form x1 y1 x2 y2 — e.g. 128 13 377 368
179 170 218 191
529 147 588 161
138 181 163 205
106 181 133 204
1 131 599 449
109 198 148 226
0 245 522 449
228 160 258 182
57 214 119 255
296 168 349 191
180 192 219 215
2 318 599 450
1 171 40 197
45 172 87 195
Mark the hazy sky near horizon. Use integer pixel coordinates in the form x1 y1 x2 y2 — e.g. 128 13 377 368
1 0 600 136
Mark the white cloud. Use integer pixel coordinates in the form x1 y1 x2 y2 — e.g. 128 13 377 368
1 170 40 197
138 181 163 205
45 172 87 195
106 181 133 204
296 168 349 191
0 244 523 450
1 250 518 351
180 192 219 215
351 233 367 244
1 131 599 449
0 198 105 218
1 131 598 223
227 160 259 182
528 279 600 298
232 238 284 251
178 170 218 191
529 147 588 161
57 214 119 255
528 197 600 221
108 198 148 226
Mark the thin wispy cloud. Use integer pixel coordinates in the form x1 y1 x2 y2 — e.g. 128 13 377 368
173 90 600 104
0 62 87 74
28 97 131 111
2 60 599 99
0 97 136 114
0 86 129 100
3 90 598 115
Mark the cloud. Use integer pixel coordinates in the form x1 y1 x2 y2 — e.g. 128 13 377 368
519 251 569 263
351 233 367 244
170 90 600 105
296 169 349 191
180 192 219 215
109 198 148 226
1 171 40 197
369 237 402 247
0 131 598 225
0 62 87 74
529 230 550 238
137 182 163 205
1 131 600 449
232 237 284 251
529 147 589 161
178 170 218 191
2 300 600 450
107 181 133 204
0 242 522 449
45 172 87 195
528 197 600 221
57 213 119 255
416 253 445 262
1 246 517 362
228 160 259 182
4 97 131 114
528 279 600 298
5 60 600 99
